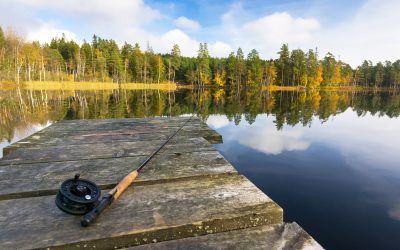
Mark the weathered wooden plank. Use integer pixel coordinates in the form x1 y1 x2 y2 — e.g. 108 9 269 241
0 175 283 250
2 128 222 157
0 151 236 200
44 117 203 132
0 137 215 165
40 124 208 136
2 121 222 156
54 116 196 125
41 124 218 141
129 223 323 250
49 116 193 126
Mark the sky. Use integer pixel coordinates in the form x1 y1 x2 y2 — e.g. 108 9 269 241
0 0 399 67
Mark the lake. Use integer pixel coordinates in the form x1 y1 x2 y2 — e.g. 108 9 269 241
1 86 400 249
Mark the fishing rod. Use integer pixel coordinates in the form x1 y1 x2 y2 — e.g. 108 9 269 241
55 116 193 227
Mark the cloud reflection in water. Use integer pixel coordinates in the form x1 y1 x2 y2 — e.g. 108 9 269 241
207 115 310 155
235 127 310 155
207 111 400 230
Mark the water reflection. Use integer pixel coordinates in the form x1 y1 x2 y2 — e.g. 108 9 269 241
0 122 50 158
1 86 400 249
1 87 399 144
208 109 400 250
209 115 310 155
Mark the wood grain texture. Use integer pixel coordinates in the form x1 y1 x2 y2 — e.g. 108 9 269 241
129 223 324 250
0 175 283 250
0 148 236 200
38 117 203 132
1 137 215 165
2 119 222 156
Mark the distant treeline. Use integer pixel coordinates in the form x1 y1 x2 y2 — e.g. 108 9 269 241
0 26 400 88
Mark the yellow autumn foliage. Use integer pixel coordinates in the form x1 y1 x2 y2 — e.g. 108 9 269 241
311 64 323 88
213 70 226 87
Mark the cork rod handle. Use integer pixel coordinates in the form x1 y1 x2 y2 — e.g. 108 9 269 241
108 170 139 200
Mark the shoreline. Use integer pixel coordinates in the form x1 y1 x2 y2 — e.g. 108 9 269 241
1 81 177 91
0 81 398 92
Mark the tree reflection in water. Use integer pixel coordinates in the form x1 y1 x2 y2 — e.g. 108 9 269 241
1 87 399 143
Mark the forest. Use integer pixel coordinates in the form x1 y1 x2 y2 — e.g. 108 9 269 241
0 26 400 88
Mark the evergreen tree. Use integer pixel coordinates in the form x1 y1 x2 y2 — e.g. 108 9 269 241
322 53 337 85
197 43 211 85
246 49 262 85
226 52 236 85
306 49 319 87
373 62 384 87
290 49 306 86
236 48 245 87
278 44 290 85
171 44 181 83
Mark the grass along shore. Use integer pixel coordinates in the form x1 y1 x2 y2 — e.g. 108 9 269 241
0 81 397 92
13 81 177 91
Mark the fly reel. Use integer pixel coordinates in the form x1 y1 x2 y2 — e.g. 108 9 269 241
55 174 101 215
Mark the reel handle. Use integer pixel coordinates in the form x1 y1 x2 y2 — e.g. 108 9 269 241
80 195 112 227
80 170 139 227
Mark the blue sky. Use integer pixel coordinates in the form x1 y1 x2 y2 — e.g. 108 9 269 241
0 0 399 66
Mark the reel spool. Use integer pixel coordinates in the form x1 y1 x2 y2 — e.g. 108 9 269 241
55 174 101 215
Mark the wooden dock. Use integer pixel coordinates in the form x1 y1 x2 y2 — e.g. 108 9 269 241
0 117 322 249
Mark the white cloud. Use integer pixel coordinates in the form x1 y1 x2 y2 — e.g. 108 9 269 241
174 16 201 31
317 0 400 66
27 23 79 44
1 0 205 57
219 0 400 66
2 0 400 65
149 29 199 57
308 109 400 171
207 115 230 129
18 0 161 26
148 30 232 58
243 12 320 46
3 0 161 46
0 122 51 158
220 115 310 155
209 41 233 58
236 127 310 155
218 8 321 59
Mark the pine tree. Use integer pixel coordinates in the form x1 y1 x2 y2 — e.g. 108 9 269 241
171 44 181 83
278 44 290 85
236 48 245 87
197 43 211 85
246 49 262 85
306 49 318 87
226 52 236 85
322 53 337 85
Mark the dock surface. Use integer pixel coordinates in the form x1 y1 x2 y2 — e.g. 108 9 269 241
0 117 322 249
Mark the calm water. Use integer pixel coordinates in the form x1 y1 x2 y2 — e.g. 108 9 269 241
1 87 400 249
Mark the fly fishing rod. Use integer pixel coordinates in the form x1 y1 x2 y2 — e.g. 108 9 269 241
55 116 193 227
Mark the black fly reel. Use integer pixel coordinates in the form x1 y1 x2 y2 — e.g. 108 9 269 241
55 174 101 215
